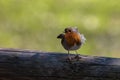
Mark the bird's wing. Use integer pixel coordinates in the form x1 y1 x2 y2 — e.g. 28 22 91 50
80 34 86 44
57 34 65 39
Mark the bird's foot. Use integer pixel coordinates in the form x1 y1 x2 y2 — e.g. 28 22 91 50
65 55 82 62
66 56 77 63
66 56 72 62
74 55 82 61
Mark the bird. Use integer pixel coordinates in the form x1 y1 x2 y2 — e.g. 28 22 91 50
57 27 86 61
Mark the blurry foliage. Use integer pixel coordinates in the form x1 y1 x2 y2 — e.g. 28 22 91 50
0 0 120 57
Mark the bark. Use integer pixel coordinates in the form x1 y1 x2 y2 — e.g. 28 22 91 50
0 48 120 80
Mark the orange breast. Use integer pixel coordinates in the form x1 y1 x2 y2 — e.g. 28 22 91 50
64 32 81 47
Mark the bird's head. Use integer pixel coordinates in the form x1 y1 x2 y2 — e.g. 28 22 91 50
64 27 78 33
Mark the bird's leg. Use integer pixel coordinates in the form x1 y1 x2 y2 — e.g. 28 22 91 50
67 50 71 61
75 50 78 55
66 50 73 62
74 50 81 60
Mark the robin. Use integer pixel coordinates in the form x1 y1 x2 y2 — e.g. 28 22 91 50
57 27 86 60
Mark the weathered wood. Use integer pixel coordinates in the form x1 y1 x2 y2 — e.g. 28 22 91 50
0 48 120 80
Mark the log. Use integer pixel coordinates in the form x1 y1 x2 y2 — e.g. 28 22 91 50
0 48 120 80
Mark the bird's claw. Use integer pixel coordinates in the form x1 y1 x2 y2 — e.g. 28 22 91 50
74 55 81 61
66 56 72 62
66 55 82 62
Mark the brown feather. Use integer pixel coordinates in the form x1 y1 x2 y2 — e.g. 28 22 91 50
65 32 81 47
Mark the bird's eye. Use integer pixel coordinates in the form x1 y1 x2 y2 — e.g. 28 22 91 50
68 30 71 32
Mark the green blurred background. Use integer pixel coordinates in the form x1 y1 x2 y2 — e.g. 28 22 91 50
0 0 120 57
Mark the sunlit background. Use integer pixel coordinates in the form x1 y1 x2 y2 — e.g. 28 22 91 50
0 0 120 57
